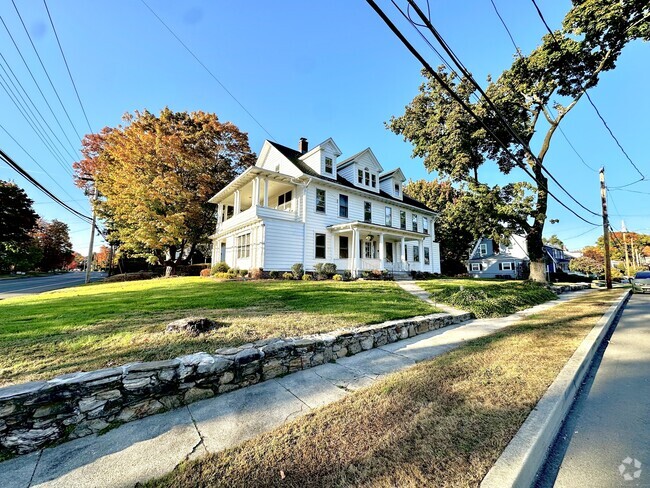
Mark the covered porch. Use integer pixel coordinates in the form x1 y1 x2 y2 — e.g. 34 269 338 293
328 222 431 277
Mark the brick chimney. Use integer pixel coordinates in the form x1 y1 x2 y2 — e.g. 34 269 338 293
299 137 308 154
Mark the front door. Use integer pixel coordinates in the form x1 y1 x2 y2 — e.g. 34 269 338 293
220 242 226 262
385 242 393 263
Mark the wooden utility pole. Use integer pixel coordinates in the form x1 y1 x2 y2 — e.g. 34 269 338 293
85 187 98 284
600 168 612 289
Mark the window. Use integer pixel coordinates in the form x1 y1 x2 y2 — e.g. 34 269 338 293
470 263 481 272
315 233 326 259
385 207 392 227
277 190 292 210
364 169 370 186
237 233 251 258
400 210 406 230
371 174 376 188
424 247 430 265
339 236 349 259
339 194 348 218
412 214 418 232
226 205 234 219
358 169 363 184
316 189 326 213
325 157 333 174
364 201 372 222
479 243 488 256
413 245 420 262
423 217 428 234
500 262 513 271
364 241 375 259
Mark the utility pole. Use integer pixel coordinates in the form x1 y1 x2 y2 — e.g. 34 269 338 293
599 168 612 289
631 236 638 268
622 221 630 277
85 186 98 284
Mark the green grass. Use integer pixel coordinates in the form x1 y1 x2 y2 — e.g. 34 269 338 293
0 277 435 386
146 289 623 488
417 279 558 318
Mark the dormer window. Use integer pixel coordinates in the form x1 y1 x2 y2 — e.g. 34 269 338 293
364 168 370 186
358 169 363 184
325 157 333 174
371 174 376 188
394 183 399 196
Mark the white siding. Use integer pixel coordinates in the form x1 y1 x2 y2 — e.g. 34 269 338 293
263 220 304 271
257 144 302 177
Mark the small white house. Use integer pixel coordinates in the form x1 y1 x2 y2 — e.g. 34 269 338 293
208 137 441 277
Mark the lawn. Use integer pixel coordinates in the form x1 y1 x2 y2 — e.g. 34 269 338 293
417 279 559 318
147 289 623 488
0 278 435 386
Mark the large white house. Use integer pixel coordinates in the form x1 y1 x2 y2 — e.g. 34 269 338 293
208 137 441 277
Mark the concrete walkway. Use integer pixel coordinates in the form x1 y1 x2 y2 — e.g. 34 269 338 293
0 290 594 488
396 280 470 316
536 293 650 487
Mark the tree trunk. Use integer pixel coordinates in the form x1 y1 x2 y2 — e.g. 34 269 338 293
529 261 546 282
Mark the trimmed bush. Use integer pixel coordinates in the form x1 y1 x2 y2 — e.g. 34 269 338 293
282 272 294 280
302 273 313 281
199 268 211 277
292 263 304 280
211 262 230 274
249 268 264 280
269 271 281 279
212 272 232 280
342 270 352 281
239 269 248 277
332 274 343 281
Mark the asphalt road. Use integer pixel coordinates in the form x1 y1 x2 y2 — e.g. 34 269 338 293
0 272 106 299
536 293 650 488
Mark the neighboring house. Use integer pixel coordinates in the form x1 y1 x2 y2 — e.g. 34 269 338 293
466 235 529 278
208 137 441 277
544 244 571 273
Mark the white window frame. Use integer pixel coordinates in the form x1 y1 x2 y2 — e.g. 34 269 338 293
424 246 430 265
324 157 333 174
339 194 348 218
501 262 513 271
479 243 488 256
277 190 292 211
385 206 392 227
315 189 326 213
237 233 251 259
470 263 481 272
413 245 420 262
315 233 326 259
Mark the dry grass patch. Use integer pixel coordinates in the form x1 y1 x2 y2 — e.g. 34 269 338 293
0 278 434 386
147 290 624 488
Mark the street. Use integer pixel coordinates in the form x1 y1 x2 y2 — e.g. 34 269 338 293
537 293 650 487
0 272 106 300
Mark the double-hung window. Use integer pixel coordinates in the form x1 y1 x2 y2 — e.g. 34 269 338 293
385 207 392 227
315 233 326 259
400 210 406 230
316 189 326 213
324 157 333 174
470 263 481 271
412 214 418 232
364 170 370 186
394 183 400 196
371 174 377 188
277 190 292 210
364 201 372 222
237 233 251 258
357 169 363 184
413 245 420 262
339 236 349 259
424 247 430 265
339 194 348 218
500 262 513 271
479 243 488 256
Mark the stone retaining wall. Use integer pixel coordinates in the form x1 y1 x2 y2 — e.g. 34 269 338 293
0 311 472 456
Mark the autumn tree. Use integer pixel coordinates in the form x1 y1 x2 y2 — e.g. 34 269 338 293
74 108 255 271
94 245 113 271
389 1 649 281
404 179 533 274
0 181 40 273
34 219 74 272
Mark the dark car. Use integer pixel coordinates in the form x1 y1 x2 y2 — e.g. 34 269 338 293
631 271 650 293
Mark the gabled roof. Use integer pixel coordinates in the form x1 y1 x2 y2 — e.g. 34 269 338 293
267 141 436 213
299 137 342 159
379 168 406 182
336 147 383 172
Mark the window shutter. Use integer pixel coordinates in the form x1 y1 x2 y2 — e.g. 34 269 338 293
498 263 503 271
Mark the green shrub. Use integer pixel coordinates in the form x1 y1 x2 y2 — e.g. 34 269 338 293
332 274 343 281
323 263 337 276
302 273 313 281
212 272 232 280
342 270 352 281
239 269 248 277
292 263 304 279
282 272 294 280
227 268 240 277
269 271 281 279
211 262 230 274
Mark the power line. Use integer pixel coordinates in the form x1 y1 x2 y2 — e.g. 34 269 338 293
530 0 646 183
488 0 521 57
563 226 600 241
139 0 276 141
10 0 83 140
0 147 92 224
42 0 94 135
368 0 600 226
404 0 601 218
0 15 79 156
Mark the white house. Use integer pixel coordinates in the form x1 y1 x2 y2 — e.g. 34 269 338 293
208 137 441 277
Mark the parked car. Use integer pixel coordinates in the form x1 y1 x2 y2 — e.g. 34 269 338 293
631 271 650 294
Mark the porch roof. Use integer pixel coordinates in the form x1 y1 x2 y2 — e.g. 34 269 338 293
327 221 428 239
208 167 299 204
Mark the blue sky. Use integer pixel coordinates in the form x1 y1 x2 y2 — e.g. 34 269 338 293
0 0 647 254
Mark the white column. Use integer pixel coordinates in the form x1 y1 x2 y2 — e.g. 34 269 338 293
217 204 223 225
234 190 241 215
252 177 260 207
263 178 269 207
352 229 360 277
379 233 385 270
419 239 424 271
400 237 406 270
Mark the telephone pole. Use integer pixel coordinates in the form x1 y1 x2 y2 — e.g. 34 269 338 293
622 221 630 277
85 186 98 284
599 168 612 289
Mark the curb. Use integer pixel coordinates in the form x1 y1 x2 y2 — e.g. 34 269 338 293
480 289 631 488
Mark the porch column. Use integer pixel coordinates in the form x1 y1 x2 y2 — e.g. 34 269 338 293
400 237 406 269
352 228 360 277
234 190 241 215
263 178 269 207
379 233 385 270
419 239 424 272
252 177 260 207
217 204 223 225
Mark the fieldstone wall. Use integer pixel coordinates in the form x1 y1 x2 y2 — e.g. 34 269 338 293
550 283 591 293
0 310 473 457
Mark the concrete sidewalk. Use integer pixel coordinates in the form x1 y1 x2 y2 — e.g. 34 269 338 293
396 280 469 316
0 290 593 488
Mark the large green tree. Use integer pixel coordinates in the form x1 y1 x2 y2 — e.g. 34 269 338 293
34 219 73 272
0 180 40 273
389 0 649 281
74 108 256 270
404 179 534 275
